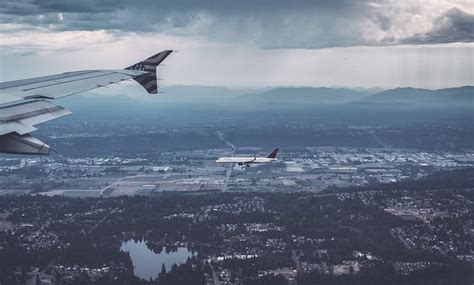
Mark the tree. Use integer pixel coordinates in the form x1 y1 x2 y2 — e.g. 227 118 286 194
171 264 178 273
35 274 41 285
161 263 167 276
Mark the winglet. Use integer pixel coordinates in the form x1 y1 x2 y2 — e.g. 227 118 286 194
125 50 173 94
267 148 279 158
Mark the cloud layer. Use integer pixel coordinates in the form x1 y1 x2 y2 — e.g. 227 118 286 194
1 0 473 50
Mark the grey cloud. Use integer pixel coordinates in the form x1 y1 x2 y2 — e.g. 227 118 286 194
0 0 206 32
0 1 41 15
401 8 474 45
1 0 472 49
1 0 345 16
0 0 121 14
1 0 368 49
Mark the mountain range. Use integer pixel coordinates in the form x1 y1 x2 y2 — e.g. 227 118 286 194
62 85 473 109
237 86 473 106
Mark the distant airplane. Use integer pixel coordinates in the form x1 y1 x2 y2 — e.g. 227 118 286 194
216 148 279 166
0 50 173 155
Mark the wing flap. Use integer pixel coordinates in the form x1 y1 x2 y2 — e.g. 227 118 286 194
0 122 37 136
0 100 72 136
0 93 24 105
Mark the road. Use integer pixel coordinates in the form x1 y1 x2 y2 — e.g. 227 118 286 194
217 131 236 192
292 249 302 272
212 270 221 285
90 206 120 233
217 131 236 151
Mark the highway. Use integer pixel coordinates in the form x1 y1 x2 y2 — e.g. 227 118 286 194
218 131 236 192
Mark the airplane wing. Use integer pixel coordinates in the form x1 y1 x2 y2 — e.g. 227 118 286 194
0 50 173 155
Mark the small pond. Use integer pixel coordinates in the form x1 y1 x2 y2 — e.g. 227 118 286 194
120 239 195 280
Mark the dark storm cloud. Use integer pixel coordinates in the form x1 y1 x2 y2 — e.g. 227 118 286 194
0 0 205 32
1 0 473 48
0 0 372 49
0 0 120 14
401 8 474 45
0 0 358 29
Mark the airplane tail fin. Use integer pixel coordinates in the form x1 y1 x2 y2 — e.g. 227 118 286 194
267 148 279 158
125 50 173 94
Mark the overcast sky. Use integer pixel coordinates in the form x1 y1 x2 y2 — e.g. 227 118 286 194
0 0 473 89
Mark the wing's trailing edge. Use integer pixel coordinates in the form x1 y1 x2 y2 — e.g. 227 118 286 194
0 50 173 155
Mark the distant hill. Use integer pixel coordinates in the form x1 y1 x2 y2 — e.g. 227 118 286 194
238 86 473 107
236 87 372 105
61 85 249 105
157 85 248 104
58 85 473 111
364 86 474 106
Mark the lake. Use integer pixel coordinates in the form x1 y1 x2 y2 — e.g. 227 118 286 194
120 239 195 280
